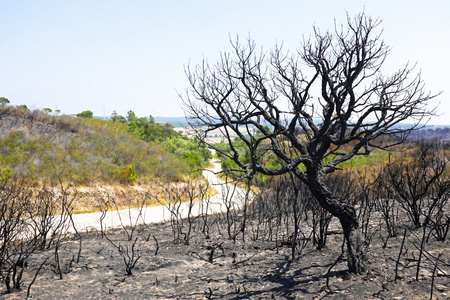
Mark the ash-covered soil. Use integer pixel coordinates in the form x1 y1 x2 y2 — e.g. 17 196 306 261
2 216 449 299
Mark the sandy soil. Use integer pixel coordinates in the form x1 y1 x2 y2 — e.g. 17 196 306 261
68 161 249 233
2 212 449 300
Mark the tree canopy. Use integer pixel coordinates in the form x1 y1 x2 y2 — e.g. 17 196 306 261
77 110 94 118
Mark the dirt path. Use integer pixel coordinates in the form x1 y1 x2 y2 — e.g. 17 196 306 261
70 160 251 232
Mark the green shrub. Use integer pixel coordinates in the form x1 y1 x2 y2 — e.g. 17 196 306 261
77 110 94 118
121 164 137 183
0 157 13 182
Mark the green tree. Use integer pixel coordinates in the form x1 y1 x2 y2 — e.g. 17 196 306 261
164 136 211 171
111 110 119 122
127 110 137 122
0 97 10 107
18 105 28 111
111 110 127 123
77 110 94 118
126 111 181 143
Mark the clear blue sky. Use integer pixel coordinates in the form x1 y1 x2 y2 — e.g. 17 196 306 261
1 0 449 124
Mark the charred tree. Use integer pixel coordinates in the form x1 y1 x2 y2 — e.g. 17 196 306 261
182 13 436 274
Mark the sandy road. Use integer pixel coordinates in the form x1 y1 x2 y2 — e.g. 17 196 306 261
69 161 251 232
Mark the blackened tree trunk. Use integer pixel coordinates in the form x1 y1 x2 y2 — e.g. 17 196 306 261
341 215 365 273
307 169 366 273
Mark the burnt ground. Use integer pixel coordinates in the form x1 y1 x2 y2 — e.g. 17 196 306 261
2 213 449 299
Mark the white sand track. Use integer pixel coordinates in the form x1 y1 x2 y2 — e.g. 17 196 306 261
69 161 252 233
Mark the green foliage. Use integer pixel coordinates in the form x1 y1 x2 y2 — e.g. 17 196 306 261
220 158 240 179
0 109 191 185
111 110 118 122
116 164 137 183
335 150 393 170
0 167 13 182
215 139 398 185
0 97 10 107
164 136 211 173
110 110 127 123
111 110 212 175
215 140 250 163
0 106 214 185
126 110 180 143
127 110 137 122
0 156 13 182
77 110 94 118
42 108 52 114
18 105 29 111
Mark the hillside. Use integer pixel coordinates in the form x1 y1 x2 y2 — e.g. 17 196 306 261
1 106 180 184
0 105 213 212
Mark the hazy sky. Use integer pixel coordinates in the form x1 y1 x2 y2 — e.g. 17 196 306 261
1 0 449 124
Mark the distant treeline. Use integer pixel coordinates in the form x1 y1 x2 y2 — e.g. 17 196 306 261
93 114 190 127
407 127 450 140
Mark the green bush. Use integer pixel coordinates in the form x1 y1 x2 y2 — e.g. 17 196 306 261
118 164 137 184
77 110 94 118
164 136 211 173
0 156 13 182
